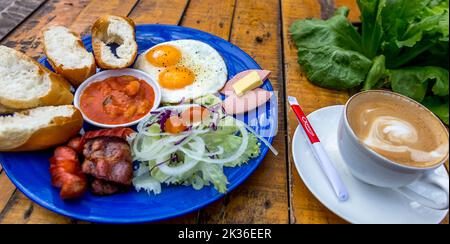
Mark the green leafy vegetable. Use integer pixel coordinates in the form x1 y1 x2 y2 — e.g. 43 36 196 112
388 66 448 101
422 96 449 124
290 8 363 51
289 7 372 90
358 0 386 58
363 55 387 90
388 68 429 102
289 0 449 124
297 46 372 89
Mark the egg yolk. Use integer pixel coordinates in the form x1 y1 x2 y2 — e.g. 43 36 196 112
146 45 181 67
159 66 195 90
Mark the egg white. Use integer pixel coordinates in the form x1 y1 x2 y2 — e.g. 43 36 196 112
134 40 228 103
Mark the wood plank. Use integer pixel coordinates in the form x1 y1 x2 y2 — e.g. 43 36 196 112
0 171 15 212
189 0 289 224
129 0 188 25
0 0 46 41
69 0 139 35
180 0 235 40
0 191 74 224
1 0 92 59
282 0 350 224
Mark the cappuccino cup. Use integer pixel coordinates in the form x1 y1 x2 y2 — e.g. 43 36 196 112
338 90 449 210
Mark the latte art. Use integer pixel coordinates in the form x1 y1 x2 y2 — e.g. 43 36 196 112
371 116 418 145
363 115 445 163
347 92 449 168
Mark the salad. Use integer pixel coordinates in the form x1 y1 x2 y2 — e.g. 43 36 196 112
130 95 277 194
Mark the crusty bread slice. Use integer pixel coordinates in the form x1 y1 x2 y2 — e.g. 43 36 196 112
0 45 74 110
91 15 137 69
43 26 96 87
0 105 83 152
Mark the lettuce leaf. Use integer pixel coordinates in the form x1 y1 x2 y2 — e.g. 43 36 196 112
358 0 386 58
422 96 449 124
201 133 260 168
296 46 372 89
363 55 387 90
290 8 372 89
199 163 228 193
290 8 363 52
381 0 449 68
388 66 449 102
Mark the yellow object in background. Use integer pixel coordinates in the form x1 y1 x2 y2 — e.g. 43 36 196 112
232 71 263 96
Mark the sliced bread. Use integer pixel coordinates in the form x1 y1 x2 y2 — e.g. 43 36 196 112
0 45 74 110
0 105 83 152
43 26 97 87
91 15 137 69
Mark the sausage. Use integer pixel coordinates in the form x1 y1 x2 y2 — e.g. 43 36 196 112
49 146 87 199
68 128 135 155
83 127 134 141
222 88 273 115
49 128 135 199
220 70 271 95
67 136 84 153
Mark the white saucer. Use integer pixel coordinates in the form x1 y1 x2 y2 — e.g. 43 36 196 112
292 105 449 224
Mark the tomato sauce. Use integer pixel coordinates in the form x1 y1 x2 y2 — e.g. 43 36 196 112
80 75 155 125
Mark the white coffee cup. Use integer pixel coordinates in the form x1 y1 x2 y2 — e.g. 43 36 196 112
338 90 449 210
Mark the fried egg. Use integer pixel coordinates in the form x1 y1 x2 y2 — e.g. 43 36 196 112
134 40 227 103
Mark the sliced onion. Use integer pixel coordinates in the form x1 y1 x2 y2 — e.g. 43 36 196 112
180 121 249 164
133 174 162 194
137 111 164 132
157 156 198 176
134 132 200 162
156 138 205 176
204 146 224 157
154 104 200 113
140 129 210 137
133 133 184 159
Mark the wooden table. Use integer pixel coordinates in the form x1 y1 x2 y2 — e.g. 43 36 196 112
0 0 448 224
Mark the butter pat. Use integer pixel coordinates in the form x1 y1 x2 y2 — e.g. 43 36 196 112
232 71 263 96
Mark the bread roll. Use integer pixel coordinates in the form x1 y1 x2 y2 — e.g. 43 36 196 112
0 45 74 110
43 26 96 87
0 105 83 152
91 15 137 69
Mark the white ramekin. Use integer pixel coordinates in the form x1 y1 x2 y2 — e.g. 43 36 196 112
74 68 161 128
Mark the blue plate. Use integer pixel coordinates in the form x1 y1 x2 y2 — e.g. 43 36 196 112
0 25 277 223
